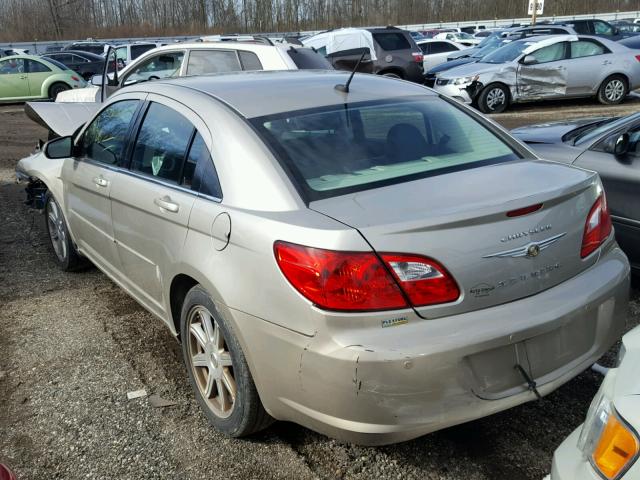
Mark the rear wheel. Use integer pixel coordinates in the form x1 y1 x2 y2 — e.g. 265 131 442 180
44 192 83 271
381 72 402 79
48 82 70 100
477 83 509 114
597 75 627 105
180 285 273 437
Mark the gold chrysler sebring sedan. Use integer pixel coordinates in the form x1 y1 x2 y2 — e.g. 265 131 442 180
16 70 630 445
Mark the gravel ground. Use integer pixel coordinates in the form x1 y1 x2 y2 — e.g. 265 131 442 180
0 98 638 480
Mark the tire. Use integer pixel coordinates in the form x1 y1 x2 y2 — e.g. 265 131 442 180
44 192 83 271
597 75 627 105
180 285 273 437
477 83 509 114
48 82 70 100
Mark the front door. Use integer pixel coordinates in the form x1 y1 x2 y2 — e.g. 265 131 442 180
0 58 30 99
109 97 201 317
516 42 569 100
63 98 142 275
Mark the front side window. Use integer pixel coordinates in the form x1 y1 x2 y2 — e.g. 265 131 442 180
594 21 614 35
571 40 606 58
81 100 139 165
431 42 458 54
26 60 51 73
252 97 519 200
116 46 128 61
571 22 591 34
373 32 411 51
186 50 242 76
123 51 184 85
530 42 566 63
130 103 194 183
131 44 156 60
0 58 25 74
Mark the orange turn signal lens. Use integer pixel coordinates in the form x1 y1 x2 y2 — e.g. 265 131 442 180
592 413 639 479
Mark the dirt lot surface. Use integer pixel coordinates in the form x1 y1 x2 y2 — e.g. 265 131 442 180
0 98 638 480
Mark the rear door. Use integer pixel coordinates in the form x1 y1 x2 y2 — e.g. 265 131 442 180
566 38 613 96
63 97 143 275
0 58 30 99
516 41 569 99
109 96 199 317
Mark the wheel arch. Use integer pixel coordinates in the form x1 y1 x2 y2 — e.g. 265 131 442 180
40 75 71 98
600 72 630 90
377 67 405 79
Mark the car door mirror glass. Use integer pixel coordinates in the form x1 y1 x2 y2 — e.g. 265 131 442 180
90 74 102 86
44 136 73 159
521 54 538 65
603 133 629 156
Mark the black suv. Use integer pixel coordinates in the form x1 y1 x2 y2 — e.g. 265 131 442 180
323 27 424 83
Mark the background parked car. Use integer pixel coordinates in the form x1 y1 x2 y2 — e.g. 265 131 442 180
114 42 161 67
302 27 424 82
546 324 640 480
434 35 640 113
0 55 85 102
62 41 111 56
42 50 106 80
512 112 640 273
433 31 481 46
53 42 332 103
416 38 466 71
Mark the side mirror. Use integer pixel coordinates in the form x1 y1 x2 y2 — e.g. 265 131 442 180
44 136 73 159
613 27 620 36
602 133 629 157
90 74 102 86
521 54 538 65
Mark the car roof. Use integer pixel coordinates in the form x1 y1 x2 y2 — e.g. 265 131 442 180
1 54 54 61
126 69 435 119
46 50 104 60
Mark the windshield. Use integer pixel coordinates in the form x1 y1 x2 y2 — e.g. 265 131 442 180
471 38 509 58
574 113 640 145
251 96 519 201
456 32 474 39
480 40 530 63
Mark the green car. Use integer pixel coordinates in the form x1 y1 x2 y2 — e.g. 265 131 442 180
0 54 87 102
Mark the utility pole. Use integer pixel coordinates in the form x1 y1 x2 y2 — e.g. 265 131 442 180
531 0 537 25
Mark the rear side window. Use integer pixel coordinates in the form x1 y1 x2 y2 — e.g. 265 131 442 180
285 48 332 69
252 97 519 201
27 60 51 73
186 50 241 75
82 100 139 165
130 103 194 183
571 40 606 58
570 22 591 34
238 51 263 70
183 132 222 198
373 32 411 51
131 44 156 60
430 42 458 54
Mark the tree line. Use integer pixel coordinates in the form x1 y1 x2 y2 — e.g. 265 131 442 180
0 0 639 42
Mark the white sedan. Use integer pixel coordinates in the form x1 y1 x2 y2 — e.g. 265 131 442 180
548 325 640 479
416 39 467 71
433 32 481 47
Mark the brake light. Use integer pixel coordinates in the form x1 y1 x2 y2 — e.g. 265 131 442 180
274 241 460 311
71 75 80 82
581 194 612 258
507 203 543 217
635 54 640 62
412 52 424 63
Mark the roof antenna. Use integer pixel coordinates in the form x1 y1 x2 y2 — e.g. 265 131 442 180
335 50 367 93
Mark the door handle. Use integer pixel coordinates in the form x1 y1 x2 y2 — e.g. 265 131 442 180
93 176 109 187
154 196 179 213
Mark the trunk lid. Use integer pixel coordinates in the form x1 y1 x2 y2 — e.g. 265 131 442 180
310 159 600 319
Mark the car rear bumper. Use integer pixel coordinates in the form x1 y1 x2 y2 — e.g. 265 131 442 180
231 246 630 445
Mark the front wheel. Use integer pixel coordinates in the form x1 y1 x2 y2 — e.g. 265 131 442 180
181 285 273 437
477 83 509 114
597 75 627 105
48 82 70 100
44 192 83 271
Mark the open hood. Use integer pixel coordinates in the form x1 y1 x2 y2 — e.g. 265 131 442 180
25 101 100 137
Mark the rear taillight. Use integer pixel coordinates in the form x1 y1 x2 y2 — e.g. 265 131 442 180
274 241 459 312
635 54 640 62
412 52 424 63
581 194 612 258
71 75 80 82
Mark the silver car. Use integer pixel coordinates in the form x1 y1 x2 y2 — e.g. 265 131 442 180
433 35 640 113
16 71 630 445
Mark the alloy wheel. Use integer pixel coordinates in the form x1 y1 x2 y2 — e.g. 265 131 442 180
46 199 67 261
486 87 506 110
604 79 625 102
187 305 236 418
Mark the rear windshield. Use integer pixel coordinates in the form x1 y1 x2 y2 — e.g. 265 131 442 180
373 32 411 51
46 58 70 70
286 48 333 69
251 96 519 201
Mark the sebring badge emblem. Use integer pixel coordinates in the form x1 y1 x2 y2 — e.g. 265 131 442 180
483 232 566 259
